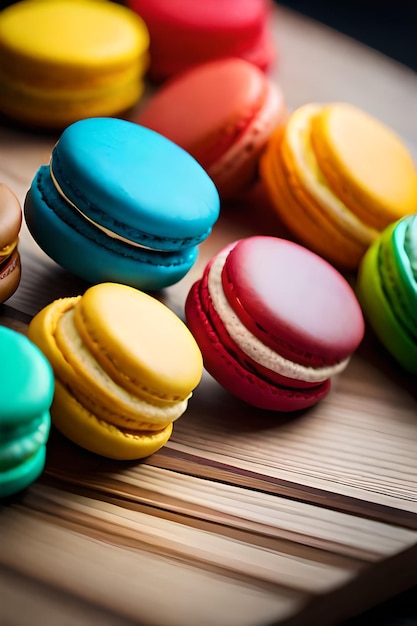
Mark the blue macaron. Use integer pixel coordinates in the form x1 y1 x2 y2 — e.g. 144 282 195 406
24 118 220 291
0 326 54 498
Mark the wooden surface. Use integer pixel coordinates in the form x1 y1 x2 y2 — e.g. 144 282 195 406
1 6 417 626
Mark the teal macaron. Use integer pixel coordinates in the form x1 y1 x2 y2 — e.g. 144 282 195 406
24 117 220 291
356 214 417 373
0 326 54 498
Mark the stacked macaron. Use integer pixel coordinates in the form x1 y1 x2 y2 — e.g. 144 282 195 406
136 57 286 199
127 0 275 82
0 183 22 304
185 236 365 411
357 214 417 373
28 283 203 460
260 102 417 270
24 117 220 291
0 0 150 129
0 326 54 498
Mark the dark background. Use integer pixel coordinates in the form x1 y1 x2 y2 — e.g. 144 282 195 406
275 0 417 72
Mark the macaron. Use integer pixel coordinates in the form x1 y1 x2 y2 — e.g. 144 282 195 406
0 326 54 498
0 183 22 304
136 57 287 199
260 102 417 270
0 0 150 129
28 282 203 460
127 0 275 82
185 236 365 411
356 214 417 374
24 117 220 291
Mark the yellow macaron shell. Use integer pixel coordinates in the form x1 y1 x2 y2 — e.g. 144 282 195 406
28 297 187 431
74 284 203 405
0 0 149 84
52 381 173 461
311 103 417 229
28 283 202 459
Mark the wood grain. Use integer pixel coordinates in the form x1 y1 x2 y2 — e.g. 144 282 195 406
1 6 417 625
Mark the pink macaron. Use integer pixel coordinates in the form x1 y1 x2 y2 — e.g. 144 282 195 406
127 0 275 82
185 236 365 411
136 57 286 199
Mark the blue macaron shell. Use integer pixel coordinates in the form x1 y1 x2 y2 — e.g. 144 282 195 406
0 326 54 426
25 167 198 290
51 117 220 249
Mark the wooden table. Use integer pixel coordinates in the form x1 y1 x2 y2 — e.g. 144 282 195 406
1 6 416 625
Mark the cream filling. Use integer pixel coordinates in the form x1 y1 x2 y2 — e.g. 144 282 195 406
285 104 379 246
50 160 160 251
56 308 188 426
0 239 18 258
207 249 350 383
209 81 285 189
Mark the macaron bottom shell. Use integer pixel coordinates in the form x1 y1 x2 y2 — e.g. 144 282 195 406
0 445 46 499
357 238 417 374
185 281 331 412
25 168 197 291
52 381 173 460
0 248 21 303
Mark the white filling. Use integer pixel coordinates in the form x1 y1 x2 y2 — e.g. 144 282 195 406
207 249 350 382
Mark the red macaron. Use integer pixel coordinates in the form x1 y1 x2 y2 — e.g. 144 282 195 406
185 236 365 411
136 57 286 199
127 0 275 82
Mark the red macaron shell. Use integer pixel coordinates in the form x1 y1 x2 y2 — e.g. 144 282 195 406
198 251 323 390
127 0 275 81
137 58 271 170
185 280 331 412
222 237 365 367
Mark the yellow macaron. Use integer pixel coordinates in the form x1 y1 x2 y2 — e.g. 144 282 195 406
28 283 203 460
260 102 417 269
0 0 150 129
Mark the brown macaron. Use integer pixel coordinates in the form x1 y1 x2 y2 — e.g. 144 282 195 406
0 183 22 303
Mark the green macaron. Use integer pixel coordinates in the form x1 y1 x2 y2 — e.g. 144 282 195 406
356 214 417 373
0 326 54 498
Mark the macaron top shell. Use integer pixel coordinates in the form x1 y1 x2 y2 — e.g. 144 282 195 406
0 183 22 250
0 0 149 80
0 326 54 425
73 283 203 403
51 118 219 248
311 104 417 227
137 58 276 168
222 237 364 366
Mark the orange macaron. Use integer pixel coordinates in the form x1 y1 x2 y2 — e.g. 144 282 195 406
136 57 286 199
260 102 417 270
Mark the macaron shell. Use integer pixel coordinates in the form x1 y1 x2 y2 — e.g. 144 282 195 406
0 445 46 499
51 118 219 247
378 218 417 337
0 0 149 81
222 237 364 366
52 380 173 460
185 281 330 411
0 412 50 472
74 283 203 404
25 168 197 291
260 126 366 269
311 104 417 228
138 58 273 168
0 326 54 424
0 248 21 303
0 183 22 248
357 240 417 374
